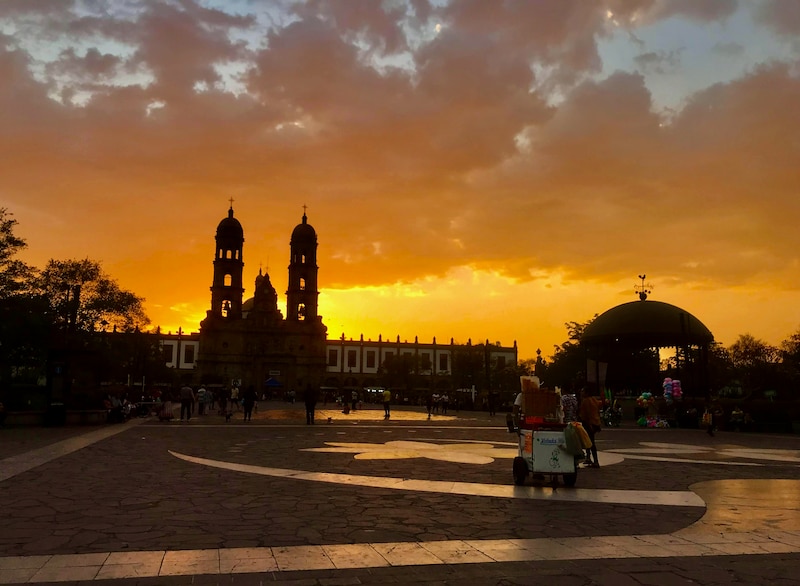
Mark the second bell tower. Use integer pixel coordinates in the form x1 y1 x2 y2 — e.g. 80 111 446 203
286 209 319 321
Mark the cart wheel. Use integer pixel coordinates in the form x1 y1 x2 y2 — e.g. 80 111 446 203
562 472 577 487
512 457 528 486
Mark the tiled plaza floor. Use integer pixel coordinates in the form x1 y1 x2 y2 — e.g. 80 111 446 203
1 402 799 585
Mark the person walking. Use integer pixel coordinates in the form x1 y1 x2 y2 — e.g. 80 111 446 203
179 384 195 421
426 393 434 420
382 388 391 419
242 385 256 421
579 388 602 467
304 384 319 425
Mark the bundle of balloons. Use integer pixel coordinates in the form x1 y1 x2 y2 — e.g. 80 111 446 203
662 378 683 405
637 416 670 428
636 391 655 409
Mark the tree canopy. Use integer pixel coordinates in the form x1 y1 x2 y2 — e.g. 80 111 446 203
0 208 35 298
37 258 150 333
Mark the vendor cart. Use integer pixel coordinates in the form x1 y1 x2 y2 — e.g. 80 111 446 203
511 380 579 487
513 421 578 487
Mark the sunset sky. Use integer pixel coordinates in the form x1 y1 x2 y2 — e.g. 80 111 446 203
2 0 799 360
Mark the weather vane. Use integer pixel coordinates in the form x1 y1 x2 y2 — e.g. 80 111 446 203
635 274 652 301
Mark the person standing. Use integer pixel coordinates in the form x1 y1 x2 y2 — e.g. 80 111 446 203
205 387 214 416
351 389 359 412
579 388 602 467
230 386 240 411
304 384 319 425
196 385 207 416
242 385 256 421
179 384 195 421
218 386 229 416
561 393 578 423
706 401 723 436
382 388 392 419
426 393 434 420
488 391 497 417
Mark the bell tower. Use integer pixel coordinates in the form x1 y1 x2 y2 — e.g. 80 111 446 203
209 203 244 320
286 208 319 321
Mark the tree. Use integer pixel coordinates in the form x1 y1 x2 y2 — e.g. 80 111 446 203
705 342 735 395
378 353 417 398
450 342 484 390
36 258 150 333
539 316 597 392
728 333 780 397
0 208 36 297
0 209 48 396
778 329 800 399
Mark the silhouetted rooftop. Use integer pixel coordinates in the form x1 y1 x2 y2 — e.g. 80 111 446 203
581 300 713 348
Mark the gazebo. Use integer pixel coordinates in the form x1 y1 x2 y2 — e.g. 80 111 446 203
580 296 714 398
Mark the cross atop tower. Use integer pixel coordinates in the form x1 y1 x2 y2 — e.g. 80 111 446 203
228 197 235 209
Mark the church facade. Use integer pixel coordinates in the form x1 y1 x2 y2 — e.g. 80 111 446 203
195 206 328 394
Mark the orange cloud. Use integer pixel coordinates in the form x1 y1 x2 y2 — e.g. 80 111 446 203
2 1 799 358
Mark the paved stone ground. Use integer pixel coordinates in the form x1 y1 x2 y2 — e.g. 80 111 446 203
1 402 799 585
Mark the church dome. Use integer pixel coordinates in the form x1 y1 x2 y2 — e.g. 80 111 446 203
581 300 713 348
291 212 316 243
216 207 243 241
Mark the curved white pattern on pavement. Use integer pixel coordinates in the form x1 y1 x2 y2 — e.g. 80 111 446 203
607 441 800 467
301 439 628 466
2 478 799 583
2 424 799 584
168 450 704 507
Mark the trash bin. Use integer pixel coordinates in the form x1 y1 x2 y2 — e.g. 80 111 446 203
44 402 66 427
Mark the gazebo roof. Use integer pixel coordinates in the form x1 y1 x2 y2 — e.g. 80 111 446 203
581 300 713 348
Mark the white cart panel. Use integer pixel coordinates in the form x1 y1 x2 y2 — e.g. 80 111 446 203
531 431 575 474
